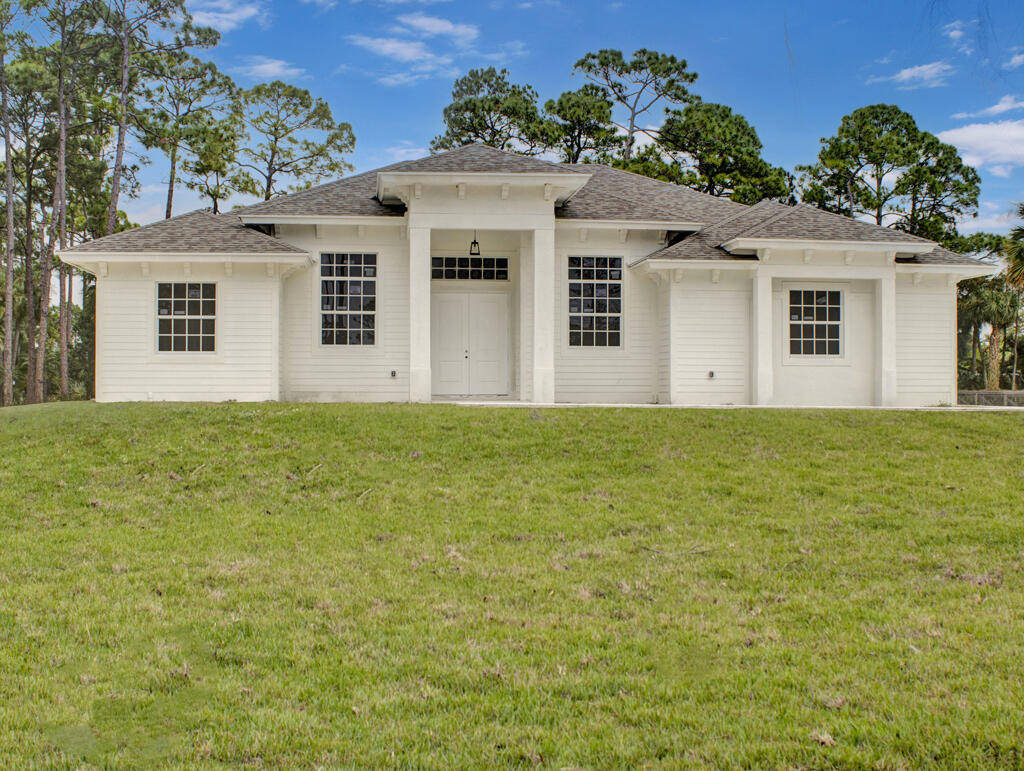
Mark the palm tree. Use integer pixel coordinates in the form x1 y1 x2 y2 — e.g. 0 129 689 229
1006 203 1024 288
1004 204 1024 388
965 277 1019 390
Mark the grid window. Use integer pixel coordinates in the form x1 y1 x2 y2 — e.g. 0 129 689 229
788 289 841 356
157 283 215 352
568 256 622 347
431 256 509 280
321 253 376 345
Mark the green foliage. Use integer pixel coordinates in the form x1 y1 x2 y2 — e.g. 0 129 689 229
573 48 697 159
430 66 546 154
659 102 793 203
182 111 252 214
798 104 979 241
135 52 238 218
1004 203 1024 288
541 84 622 163
1 403 1023 767
239 80 355 200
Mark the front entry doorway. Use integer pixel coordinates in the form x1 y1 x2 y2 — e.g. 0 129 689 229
431 291 510 396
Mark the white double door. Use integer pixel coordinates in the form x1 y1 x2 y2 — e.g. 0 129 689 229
431 291 510 396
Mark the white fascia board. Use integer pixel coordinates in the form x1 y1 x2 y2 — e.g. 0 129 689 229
556 219 704 231
236 214 404 226
894 263 997 279
59 251 310 273
722 237 934 255
377 171 591 204
632 258 754 271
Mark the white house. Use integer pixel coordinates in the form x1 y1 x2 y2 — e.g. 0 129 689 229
60 143 994 407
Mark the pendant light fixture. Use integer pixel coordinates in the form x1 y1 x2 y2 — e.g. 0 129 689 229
469 230 481 256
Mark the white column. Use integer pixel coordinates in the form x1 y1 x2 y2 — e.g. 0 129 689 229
876 274 897 406
751 271 774 405
531 227 556 403
408 225 432 402
518 234 534 401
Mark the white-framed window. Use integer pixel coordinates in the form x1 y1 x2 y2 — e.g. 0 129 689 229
432 256 509 280
320 253 376 346
568 256 622 347
788 288 841 356
157 282 215 352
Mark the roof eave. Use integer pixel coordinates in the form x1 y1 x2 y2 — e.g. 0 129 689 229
721 237 934 255
59 250 311 273
376 171 592 205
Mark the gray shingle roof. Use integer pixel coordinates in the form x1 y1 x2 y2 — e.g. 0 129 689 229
62 210 307 255
557 163 745 223
238 168 403 218
641 200 985 266
381 142 582 175
897 246 995 267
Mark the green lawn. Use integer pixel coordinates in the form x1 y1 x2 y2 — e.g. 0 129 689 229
1 403 1022 769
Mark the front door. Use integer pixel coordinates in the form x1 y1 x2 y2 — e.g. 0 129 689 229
431 292 509 396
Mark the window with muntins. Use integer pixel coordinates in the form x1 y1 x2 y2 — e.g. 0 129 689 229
788 289 841 356
568 256 622 347
432 256 509 280
157 283 215 352
321 253 376 345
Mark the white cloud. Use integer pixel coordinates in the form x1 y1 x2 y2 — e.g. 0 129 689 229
938 119 1024 171
952 95 1024 120
347 34 433 62
478 40 528 63
942 20 973 55
189 0 262 32
989 165 1014 178
301 0 337 8
867 61 955 89
383 140 428 161
346 34 456 84
234 55 306 79
1004 51 1024 70
957 203 1017 233
394 12 478 42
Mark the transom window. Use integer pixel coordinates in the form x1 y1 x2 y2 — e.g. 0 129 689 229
321 253 376 345
432 256 509 280
789 289 841 356
157 283 215 352
568 256 622 347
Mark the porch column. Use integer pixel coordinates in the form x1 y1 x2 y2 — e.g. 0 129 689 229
409 225 432 402
875 274 897 406
751 271 774 404
532 227 556 403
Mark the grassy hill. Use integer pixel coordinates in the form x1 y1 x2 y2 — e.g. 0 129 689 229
1 402 1022 768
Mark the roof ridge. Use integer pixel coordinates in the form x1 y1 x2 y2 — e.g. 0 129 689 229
790 203 936 245
719 201 798 244
693 199 770 239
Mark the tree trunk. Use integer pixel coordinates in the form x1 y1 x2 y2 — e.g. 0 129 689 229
971 325 979 377
165 142 177 219
1013 296 1020 390
24 198 36 403
986 324 1003 390
58 261 68 399
106 28 131 236
1 42 14 407
34 72 68 402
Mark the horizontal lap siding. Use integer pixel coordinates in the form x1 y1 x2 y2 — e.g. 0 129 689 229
96 268 277 402
896 283 955 405
656 282 670 403
553 248 658 403
671 282 750 404
279 231 410 402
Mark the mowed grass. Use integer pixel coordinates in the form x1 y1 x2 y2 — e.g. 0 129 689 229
1 403 1023 769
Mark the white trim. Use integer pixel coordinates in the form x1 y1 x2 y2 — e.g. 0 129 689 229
557 219 704 232
561 251 628 357
311 250 380 352
238 214 405 227
780 282 848 367
722 236 934 255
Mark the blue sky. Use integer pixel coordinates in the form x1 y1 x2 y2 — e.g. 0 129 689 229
127 0 1024 234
